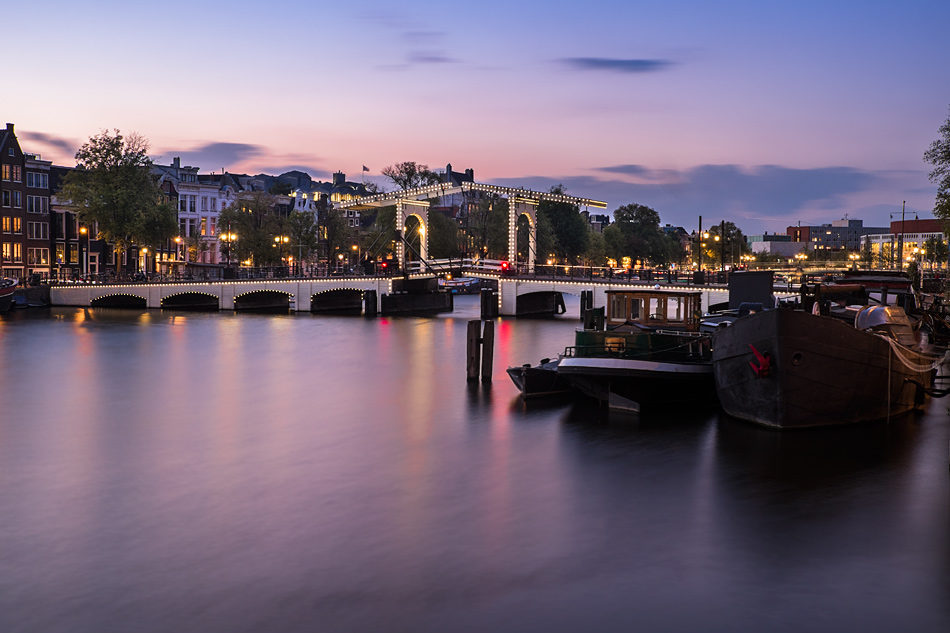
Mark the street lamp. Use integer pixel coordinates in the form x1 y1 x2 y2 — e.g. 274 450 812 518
79 226 89 279
274 234 289 273
140 247 149 277
221 231 237 268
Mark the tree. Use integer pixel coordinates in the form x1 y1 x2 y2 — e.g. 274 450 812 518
185 231 209 264
603 224 626 263
608 203 680 266
58 130 173 273
924 235 948 269
361 207 397 261
381 162 442 191
427 211 462 259
704 221 749 270
861 238 873 269
137 200 178 251
537 185 588 264
218 191 285 266
924 106 950 228
876 242 893 269
287 211 320 271
583 231 607 267
322 206 353 263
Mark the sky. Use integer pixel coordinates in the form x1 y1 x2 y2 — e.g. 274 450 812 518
5 0 950 234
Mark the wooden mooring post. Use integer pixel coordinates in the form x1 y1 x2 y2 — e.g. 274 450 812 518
466 319 495 383
579 290 593 320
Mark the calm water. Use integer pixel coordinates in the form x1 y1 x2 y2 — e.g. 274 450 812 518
1 296 949 633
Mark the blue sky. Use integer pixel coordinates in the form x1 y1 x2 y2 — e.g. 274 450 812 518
4 0 950 233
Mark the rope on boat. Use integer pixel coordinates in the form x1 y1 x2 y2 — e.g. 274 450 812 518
877 335 947 374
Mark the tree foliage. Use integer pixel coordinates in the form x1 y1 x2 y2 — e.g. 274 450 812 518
360 207 397 260
537 185 588 263
427 211 462 258
702 221 749 269
218 191 286 266
322 206 354 260
381 161 442 190
924 106 950 228
288 210 320 264
464 196 506 258
58 130 176 264
605 203 679 266
583 231 607 267
924 235 948 267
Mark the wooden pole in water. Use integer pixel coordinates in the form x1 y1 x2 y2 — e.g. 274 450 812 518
467 320 482 382
480 320 494 383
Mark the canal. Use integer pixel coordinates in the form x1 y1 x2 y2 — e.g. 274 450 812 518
1 296 948 632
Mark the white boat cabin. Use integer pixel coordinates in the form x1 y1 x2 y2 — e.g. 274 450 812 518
606 289 703 331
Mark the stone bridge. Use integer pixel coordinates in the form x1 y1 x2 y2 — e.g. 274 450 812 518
50 277 396 312
468 273 797 316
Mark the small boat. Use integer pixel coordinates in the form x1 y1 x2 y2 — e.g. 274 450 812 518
0 278 16 313
712 305 941 429
505 357 572 399
439 276 483 294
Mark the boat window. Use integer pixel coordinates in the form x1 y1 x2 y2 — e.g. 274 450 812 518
630 298 640 320
667 297 683 321
649 297 662 320
605 336 625 352
609 294 627 322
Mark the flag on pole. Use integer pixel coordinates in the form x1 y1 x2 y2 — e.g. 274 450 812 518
362 165 369 172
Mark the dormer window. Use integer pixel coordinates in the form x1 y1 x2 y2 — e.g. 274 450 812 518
7 148 13 157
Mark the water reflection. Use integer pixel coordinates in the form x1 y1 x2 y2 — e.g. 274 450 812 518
0 300 947 633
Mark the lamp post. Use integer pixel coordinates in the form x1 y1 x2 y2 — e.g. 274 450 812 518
140 247 149 277
274 234 289 274
697 215 703 272
79 225 89 279
221 230 237 268
701 232 709 273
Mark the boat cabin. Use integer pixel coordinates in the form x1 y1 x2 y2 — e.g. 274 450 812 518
606 288 703 331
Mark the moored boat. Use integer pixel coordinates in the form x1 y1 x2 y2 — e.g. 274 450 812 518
712 305 940 429
505 357 572 399
556 287 715 412
0 278 16 313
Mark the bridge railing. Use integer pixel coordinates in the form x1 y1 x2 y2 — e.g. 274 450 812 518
47 265 398 286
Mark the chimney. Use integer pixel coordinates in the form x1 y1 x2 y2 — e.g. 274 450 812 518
332 171 345 186
5 123 13 133
172 156 180 169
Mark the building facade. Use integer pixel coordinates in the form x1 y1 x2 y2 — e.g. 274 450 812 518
861 218 944 268
1 123 52 280
786 218 888 252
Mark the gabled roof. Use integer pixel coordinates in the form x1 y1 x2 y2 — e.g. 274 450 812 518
0 123 21 158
